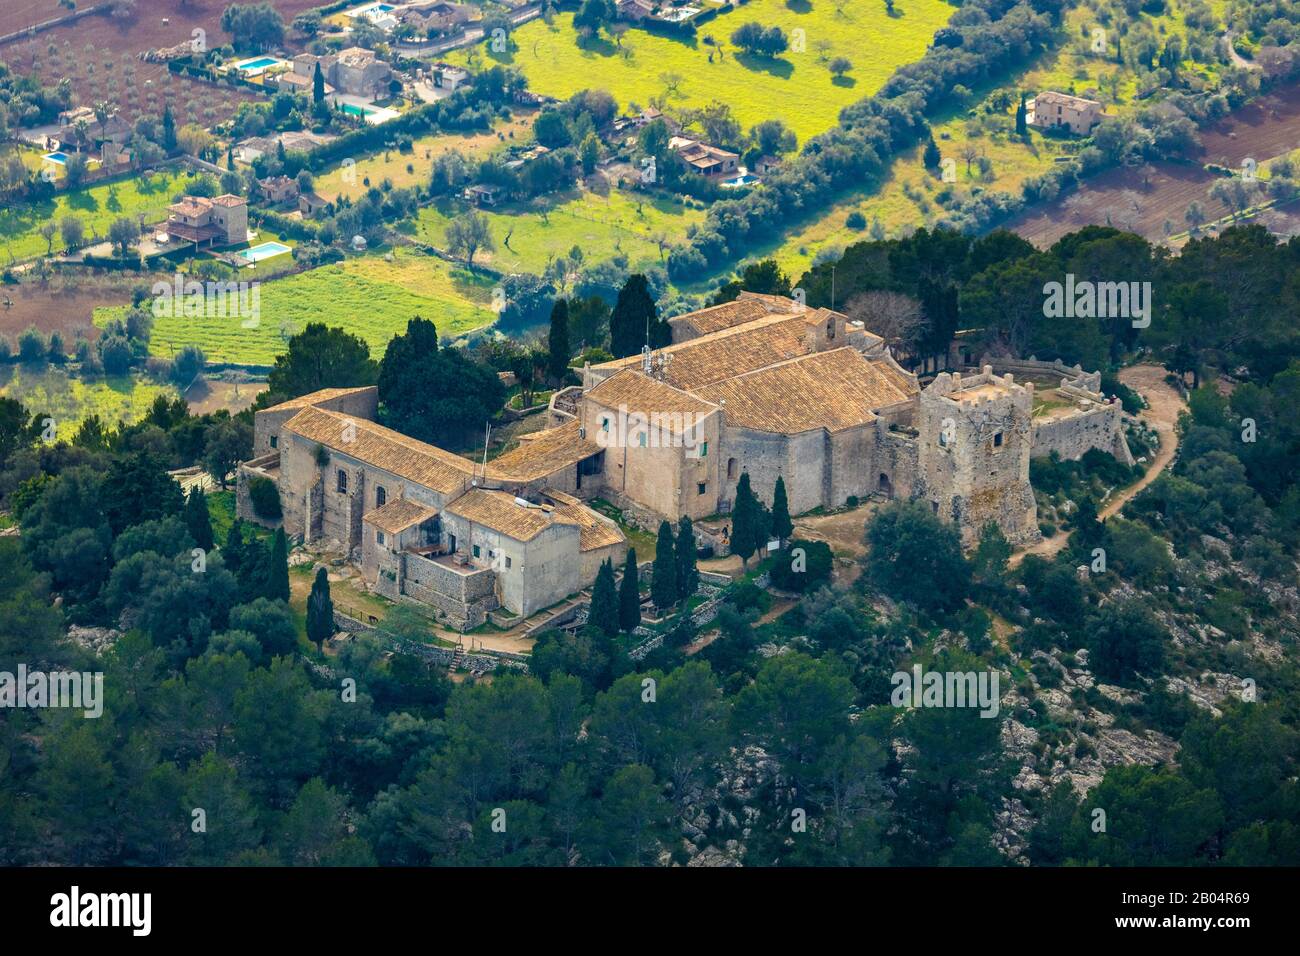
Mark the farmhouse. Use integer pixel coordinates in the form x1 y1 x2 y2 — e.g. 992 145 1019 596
1028 91 1104 135
164 194 249 248
668 135 740 177
292 48 393 100
402 2 477 34
257 175 300 204
56 105 131 149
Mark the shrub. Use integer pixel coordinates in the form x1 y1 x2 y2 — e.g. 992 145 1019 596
768 539 833 592
249 475 282 521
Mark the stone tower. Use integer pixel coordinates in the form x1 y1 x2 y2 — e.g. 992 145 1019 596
916 366 1041 548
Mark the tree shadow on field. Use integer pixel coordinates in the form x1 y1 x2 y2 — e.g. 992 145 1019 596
734 53 794 79
832 75 858 88
786 0 813 12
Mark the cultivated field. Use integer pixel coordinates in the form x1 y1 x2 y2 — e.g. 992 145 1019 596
100 249 497 366
1198 84 1300 168
1006 162 1233 248
0 365 172 439
456 0 955 142
0 166 194 263
0 0 320 129
0 273 169 344
411 185 705 274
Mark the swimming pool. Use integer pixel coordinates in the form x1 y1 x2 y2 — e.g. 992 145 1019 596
239 241 292 262
237 57 279 71
43 151 69 164
720 173 760 188
341 103 375 117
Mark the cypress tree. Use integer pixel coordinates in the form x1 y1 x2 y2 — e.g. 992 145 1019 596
268 527 290 602
675 516 698 601
306 566 334 651
731 471 758 568
651 520 678 610
1015 92 1028 136
609 273 657 358
589 558 619 637
185 485 215 552
923 136 941 169
161 103 176 153
312 61 325 105
547 297 571 383
618 547 641 632
223 518 245 575
771 475 793 543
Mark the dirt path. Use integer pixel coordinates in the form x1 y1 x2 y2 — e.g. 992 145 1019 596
1011 364 1185 566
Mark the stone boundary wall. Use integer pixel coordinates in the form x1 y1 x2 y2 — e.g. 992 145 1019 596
1032 400 1135 467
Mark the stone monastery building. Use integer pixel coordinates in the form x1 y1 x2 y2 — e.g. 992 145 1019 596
239 293 1129 627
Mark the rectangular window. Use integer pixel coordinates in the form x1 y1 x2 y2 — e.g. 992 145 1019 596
472 545 481 558
601 417 610 432
697 482 707 496
337 469 348 494
638 432 647 447
376 531 385 546
994 432 1004 448
505 556 512 569
270 435 277 449
700 440 708 457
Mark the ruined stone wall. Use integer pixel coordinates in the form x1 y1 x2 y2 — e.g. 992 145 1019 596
1032 400 1134 466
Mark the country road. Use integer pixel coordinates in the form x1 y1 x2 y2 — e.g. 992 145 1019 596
1010 364 1186 566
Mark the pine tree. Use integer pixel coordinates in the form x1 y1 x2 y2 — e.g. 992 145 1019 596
731 472 759 568
618 547 641 633
184 485 215 552
675 517 698 601
923 136 941 169
771 475 792 543
268 527 290 602
547 298 571 383
589 558 619 637
651 520 678 611
609 274 657 358
306 566 334 651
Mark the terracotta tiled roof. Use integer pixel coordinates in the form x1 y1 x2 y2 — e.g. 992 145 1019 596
696 349 919 434
260 386 375 413
489 420 601 482
591 314 817 391
363 498 438 534
211 194 247 207
585 369 718 422
283 406 476 495
543 489 626 552
444 488 560 542
668 297 781 337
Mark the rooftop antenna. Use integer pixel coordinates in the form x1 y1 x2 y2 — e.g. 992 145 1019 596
831 263 837 310
475 421 491 485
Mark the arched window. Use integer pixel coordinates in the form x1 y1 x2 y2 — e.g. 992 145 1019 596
826 319 835 340
376 485 387 507
726 458 737 479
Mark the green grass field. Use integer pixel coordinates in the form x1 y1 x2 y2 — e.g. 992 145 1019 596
759 0 1224 276
455 0 955 143
410 186 705 274
0 365 174 439
98 249 498 366
313 115 534 202
0 167 196 264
